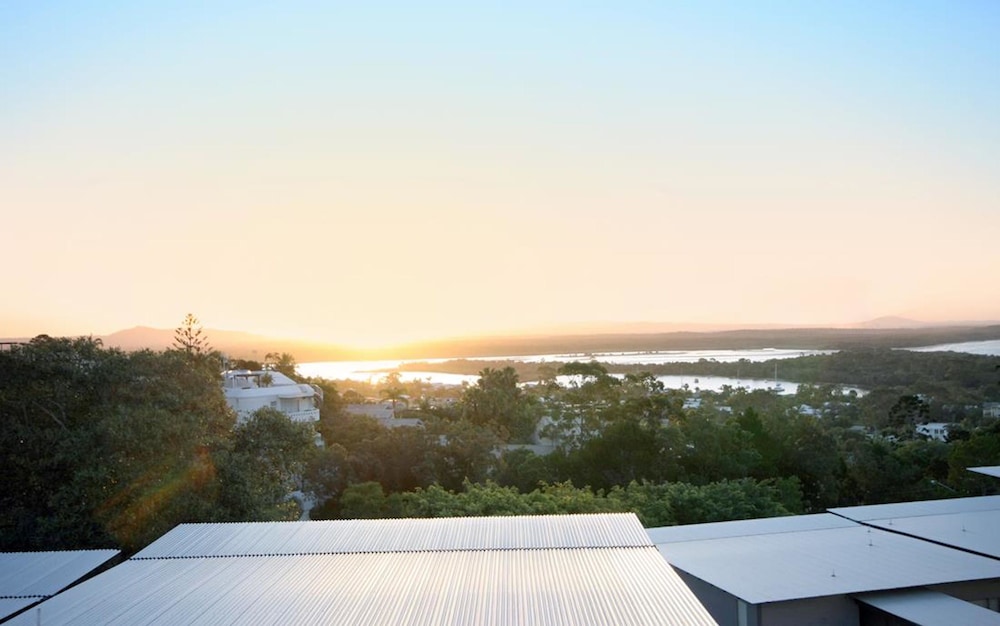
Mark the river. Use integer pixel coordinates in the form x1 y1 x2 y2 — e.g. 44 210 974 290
297 339 999 394
296 347 830 394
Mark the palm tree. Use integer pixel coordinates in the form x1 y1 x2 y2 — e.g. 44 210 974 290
379 372 406 418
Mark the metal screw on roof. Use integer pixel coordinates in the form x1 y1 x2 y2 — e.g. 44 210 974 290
831 569 836 577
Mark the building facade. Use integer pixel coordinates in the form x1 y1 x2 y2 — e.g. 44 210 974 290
222 369 321 423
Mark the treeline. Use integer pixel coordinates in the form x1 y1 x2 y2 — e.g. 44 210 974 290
335 479 799 527
0 336 316 553
398 349 1000 404
307 361 1000 522
618 349 1000 397
5 337 1000 554
383 325 1000 360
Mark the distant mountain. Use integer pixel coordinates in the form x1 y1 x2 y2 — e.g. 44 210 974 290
386 324 1000 360
846 316 931 329
104 326 264 351
6 318 1000 363
100 326 362 361
515 316 997 335
516 320 809 335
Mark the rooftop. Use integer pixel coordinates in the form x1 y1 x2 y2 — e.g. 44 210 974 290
646 513 852 544
830 496 1000 560
856 588 1000 625
828 495 1000 521
0 550 119 621
652 518 1000 604
134 513 654 558
14 514 716 626
970 466 1000 479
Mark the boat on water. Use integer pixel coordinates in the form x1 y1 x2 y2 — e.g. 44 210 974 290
771 363 784 393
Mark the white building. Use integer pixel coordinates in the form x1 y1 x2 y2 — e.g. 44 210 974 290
222 370 321 423
650 495 1000 625
916 422 951 441
344 402 423 428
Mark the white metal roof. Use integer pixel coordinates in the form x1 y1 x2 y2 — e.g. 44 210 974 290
829 495 1000 521
0 550 119 621
647 513 853 544
657 524 1000 604
8 548 715 626
17 515 716 626
0 599 38 621
839 509 1000 560
969 466 1000 479
856 588 1000 625
0 550 119 598
133 513 652 558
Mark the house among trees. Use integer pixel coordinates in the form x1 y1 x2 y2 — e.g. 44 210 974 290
222 369 322 423
916 422 951 442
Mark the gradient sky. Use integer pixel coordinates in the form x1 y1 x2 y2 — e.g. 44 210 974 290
3 1 999 347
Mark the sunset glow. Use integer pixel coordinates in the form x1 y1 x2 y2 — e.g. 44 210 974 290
3 3 999 349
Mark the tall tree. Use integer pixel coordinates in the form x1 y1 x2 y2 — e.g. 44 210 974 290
461 367 538 442
173 313 210 358
379 372 406 416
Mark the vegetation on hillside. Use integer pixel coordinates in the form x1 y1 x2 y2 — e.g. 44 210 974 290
3 330 999 555
0 336 315 553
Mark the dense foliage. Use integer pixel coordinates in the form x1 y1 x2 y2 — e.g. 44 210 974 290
309 351 1000 521
0 337 315 553
4 335 1000 553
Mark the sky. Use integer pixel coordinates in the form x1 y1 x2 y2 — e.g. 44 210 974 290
2 1 999 348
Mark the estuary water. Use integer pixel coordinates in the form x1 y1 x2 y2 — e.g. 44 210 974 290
906 339 1000 356
296 347 829 393
297 339 998 394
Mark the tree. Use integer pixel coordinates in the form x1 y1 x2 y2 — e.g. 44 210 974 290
421 419 502 491
0 337 234 552
461 367 538 442
561 418 667 490
339 482 388 518
888 394 931 433
173 314 211 359
948 421 1000 495
264 352 299 379
216 407 317 521
379 372 407 417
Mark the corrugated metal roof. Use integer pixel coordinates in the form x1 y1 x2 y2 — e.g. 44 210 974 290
657 524 1000 604
133 513 652 559
0 550 119 597
969 466 1000 479
829 495 1000 521
11 547 716 625
0 550 119 621
0 599 39 621
856 588 1000 625
647 513 853 544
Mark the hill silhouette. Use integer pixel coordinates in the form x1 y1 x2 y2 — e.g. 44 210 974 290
5 319 999 362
